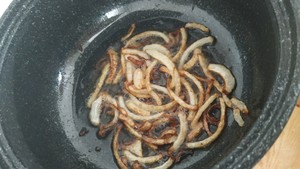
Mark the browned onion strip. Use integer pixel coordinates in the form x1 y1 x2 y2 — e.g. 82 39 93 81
143 44 172 58
98 109 119 137
150 91 163 106
112 69 124 84
121 54 126 74
145 60 158 92
124 122 142 139
169 111 188 152
86 64 110 108
179 36 214 69
185 22 210 33
186 98 226 148
186 122 203 142
123 150 163 164
106 48 119 83
183 48 201 70
132 161 142 169
172 28 187 62
113 126 128 169
133 68 145 90
191 93 218 128
159 128 177 138
150 158 174 169
118 96 150 116
143 135 177 145
125 101 152 116
124 83 151 98
179 70 205 116
119 97 165 122
231 97 249 114
181 77 198 119
126 55 146 67
121 24 136 42
138 121 152 132
119 114 135 127
233 108 244 127
151 84 169 95
125 31 170 48
126 61 135 84
145 49 181 95
125 139 143 157
129 94 177 112
122 48 150 60
208 63 235 94
167 82 198 110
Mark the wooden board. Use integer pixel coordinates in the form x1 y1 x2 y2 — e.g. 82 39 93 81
254 97 300 169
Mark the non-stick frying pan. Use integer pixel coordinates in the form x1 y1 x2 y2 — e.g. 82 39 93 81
0 0 300 169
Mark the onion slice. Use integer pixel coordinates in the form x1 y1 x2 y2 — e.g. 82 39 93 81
183 48 201 70
133 68 145 90
191 93 218 128
186 98 226 148
169 111 188 152
107 48 119 83
125 31 170 47
233 108 245 127
172 28 187 62
123 150 163 164
179 36 214 69
125 139 143 157
150 158 174 169
121 24 136 42
126 61 135 84
113 126 128 169
86 64 110 108
208 63 235 94
185 22 209 33
143 44 172 58
231 97 249 114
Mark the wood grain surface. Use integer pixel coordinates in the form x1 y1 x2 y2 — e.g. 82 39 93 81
254 97 300 169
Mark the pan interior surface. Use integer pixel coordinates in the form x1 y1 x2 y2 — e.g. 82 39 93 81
0 0 299 169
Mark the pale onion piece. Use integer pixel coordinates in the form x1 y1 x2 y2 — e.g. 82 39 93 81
185 22 210 33
150 91 163 106
121 54 126 74
233 108 245 127
124 122 142 139
179 70 205 108
222 94 233 108
86 64 109 108
122 48 150 60
125 84 151 98
112 69 124 84
145 60 158 92
107 48 119 83
169 111 188 152
179 36 214 69
89 96 103 126
145 49 180 91
143 135 177 145
133 68 144 90
143 44 172 58
113 126 128 169
172 68 182 95
151 84 169 95
186 98 226 149
125 31 170 47
123 150 163 164
119 97 164 121
129 94 177 112
125 139 143 157
172 28 187 62
150 158 174 169
126 61 135 83
183 48 201 70
121 23 136 42
187 122 203 142
167 84 197 110
125 101 151 116
231 97 249 114
208 63 236 94
181 77 198 122
191 93 219 128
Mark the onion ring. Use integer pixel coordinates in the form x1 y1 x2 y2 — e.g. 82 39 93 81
113 125 128 169
185 22 210 33
123 150 163 164
169 111 188 152
143 44 172 58
86 63 110 108
179 36 214 69
172 28 187 62
121 24 136 42
186 98 226 148
125 31 170 47
183 48 201 70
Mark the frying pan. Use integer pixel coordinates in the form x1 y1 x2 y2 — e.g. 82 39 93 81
0 0 299 169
